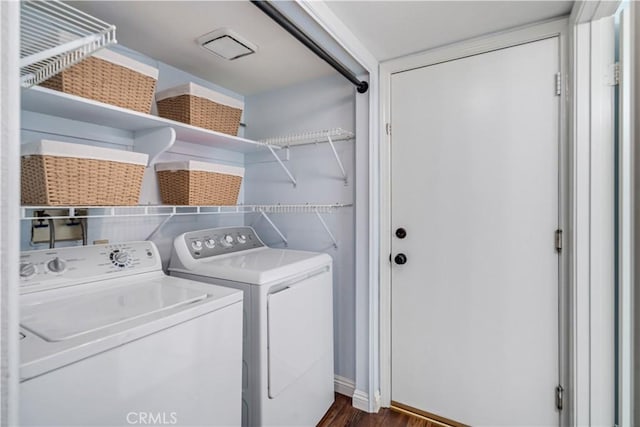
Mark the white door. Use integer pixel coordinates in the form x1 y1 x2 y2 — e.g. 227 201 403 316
391 37 561 426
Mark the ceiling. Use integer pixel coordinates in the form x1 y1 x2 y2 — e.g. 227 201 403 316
325 1 574 61
68 1 574 96
68 1 336 95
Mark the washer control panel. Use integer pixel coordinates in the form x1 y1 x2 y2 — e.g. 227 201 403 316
183 226 264 259
20 242 160 292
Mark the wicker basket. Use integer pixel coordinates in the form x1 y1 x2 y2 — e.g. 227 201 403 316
21 140 149 206
40 49 158 114
155 161 244 205
156 83 243 136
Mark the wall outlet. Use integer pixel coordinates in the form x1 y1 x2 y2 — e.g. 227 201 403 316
31 210 86 244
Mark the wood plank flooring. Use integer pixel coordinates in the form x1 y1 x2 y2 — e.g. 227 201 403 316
317 393 440 427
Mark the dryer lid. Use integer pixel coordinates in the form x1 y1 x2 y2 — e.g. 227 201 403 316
175 248 332 285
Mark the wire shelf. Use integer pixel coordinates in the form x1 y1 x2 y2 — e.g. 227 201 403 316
20 204 352 220
20 0 117 88
260 128 354 147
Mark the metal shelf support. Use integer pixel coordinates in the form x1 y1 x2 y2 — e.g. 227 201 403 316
259 211 288 246
326 134 348 185
315 210 338 248
267 146 296 187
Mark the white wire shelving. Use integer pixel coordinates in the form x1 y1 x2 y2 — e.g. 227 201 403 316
259 129 355 186
22 203 352 248
20 204 351 220
20 0 117 88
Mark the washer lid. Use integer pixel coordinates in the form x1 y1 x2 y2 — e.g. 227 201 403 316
21 281 207 342
177 248 332 285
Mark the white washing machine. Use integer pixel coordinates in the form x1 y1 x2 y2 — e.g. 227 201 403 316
19 241 243 426
169 226 334 427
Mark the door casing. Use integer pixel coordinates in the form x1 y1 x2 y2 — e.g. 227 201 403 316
379 17 570 426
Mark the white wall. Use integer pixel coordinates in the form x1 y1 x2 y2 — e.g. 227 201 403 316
244 74 356 382
634 2 640 423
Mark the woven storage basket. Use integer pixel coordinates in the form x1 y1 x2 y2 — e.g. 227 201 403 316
21 140 148 206
40 49 158 114
155 161 244 205
156 83 243 136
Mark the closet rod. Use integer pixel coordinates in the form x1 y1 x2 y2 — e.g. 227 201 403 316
251 0 368 94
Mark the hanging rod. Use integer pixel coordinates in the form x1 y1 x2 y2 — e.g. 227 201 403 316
251 1 368 94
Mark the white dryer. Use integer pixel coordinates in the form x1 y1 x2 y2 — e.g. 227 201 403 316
169 226 334 427
19 241 243 426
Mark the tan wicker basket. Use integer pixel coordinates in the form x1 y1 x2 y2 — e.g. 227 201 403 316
21 140 148 206
156 83 243 136
40 50 158 114
155 161 244 206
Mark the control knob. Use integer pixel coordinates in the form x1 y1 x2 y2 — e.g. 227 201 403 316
237 235 247 244
113 251 130 264
20 263 37 279
191 240 203 251
221 234 234 247
204 239 216 249
47 257 66 273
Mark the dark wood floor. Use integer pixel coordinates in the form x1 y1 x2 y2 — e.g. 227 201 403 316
317 394 440 427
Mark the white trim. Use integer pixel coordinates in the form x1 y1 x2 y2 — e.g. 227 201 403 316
334 375 355 397
0 1 21 424
617 4 635 426
379 17 570 413
297 1 382 414
571 0 621 25
351 389 370 412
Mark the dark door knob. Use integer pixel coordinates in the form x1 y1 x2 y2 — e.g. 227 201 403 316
394 253 407 265
395 227 407 239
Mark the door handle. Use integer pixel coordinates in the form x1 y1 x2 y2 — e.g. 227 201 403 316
394 253 407 265
395 227 407 239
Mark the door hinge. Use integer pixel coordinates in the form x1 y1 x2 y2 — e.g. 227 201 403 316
606 62 620 86
555 72 562 96
386 123 391 136
556 385 564 411
555 229 563 253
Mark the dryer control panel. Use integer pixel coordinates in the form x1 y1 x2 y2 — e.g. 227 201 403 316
19 242 161 293
182 226 264 259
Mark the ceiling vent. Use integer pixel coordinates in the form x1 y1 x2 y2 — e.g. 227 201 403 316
197 29 257 61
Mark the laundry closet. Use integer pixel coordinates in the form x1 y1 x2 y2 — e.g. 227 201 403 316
17 0 369 423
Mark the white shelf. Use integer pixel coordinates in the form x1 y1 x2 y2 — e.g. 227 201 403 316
260 128 354 147
21 86 279 154
20 0 117 87
21 204 351 220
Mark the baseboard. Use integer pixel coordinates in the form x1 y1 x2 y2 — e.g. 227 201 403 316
352 389 370 412
334 375 355 397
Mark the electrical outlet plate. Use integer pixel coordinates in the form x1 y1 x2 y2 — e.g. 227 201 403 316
31 209 86 243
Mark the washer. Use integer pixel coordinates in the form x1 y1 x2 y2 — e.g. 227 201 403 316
169 226 334 427
19 241 243 426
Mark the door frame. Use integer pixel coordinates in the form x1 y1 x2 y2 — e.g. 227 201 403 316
379 17 570 424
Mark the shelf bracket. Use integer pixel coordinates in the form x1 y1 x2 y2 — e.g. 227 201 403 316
134 127 176 166
315 210 338 248
145 212 175 241
267 145 296 187
260 211 288 246
326 135 348 185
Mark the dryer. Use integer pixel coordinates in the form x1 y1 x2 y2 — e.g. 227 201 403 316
19 241 243 426
169 226 334 427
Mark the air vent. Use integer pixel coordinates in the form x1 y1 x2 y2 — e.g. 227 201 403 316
197 29 257 61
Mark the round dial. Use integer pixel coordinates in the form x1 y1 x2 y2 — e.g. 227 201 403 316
237 235 247 244
191 240 203 251
221 234 234 247
20 263 37 279
113 251 130 264
47 257 66 273
204 239 216 249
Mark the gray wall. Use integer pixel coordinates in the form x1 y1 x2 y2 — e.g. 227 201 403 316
244 74 356 382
